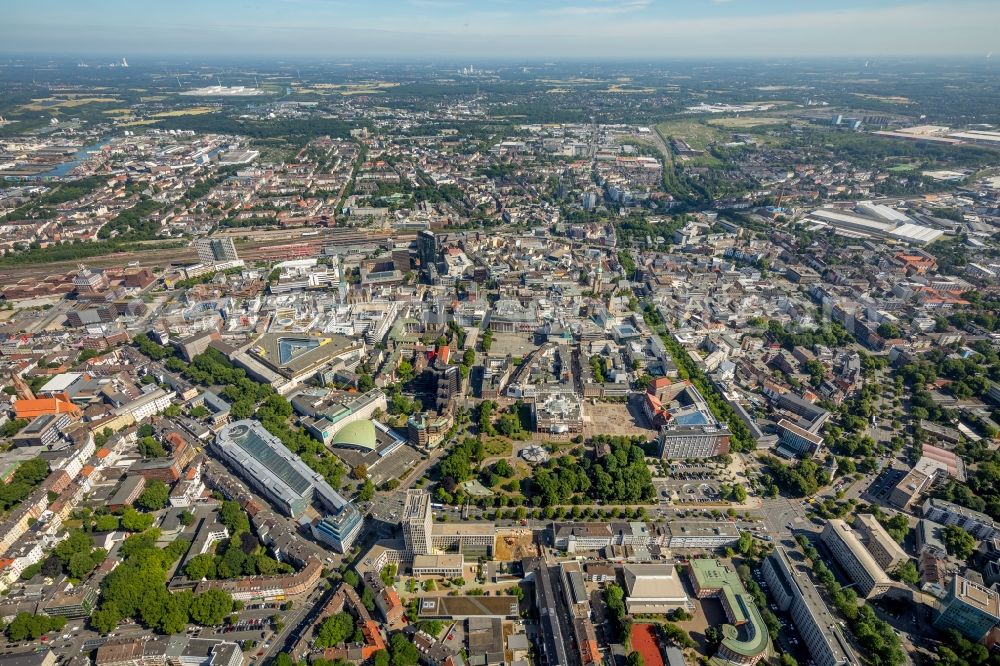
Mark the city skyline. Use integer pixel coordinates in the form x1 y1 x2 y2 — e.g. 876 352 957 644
3 0 999 59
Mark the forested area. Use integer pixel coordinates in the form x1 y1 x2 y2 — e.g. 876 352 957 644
36 175 109 205
90 528 236 634
97 198 163 240
184 500 293 580
0 458 49 511
152 114 362 142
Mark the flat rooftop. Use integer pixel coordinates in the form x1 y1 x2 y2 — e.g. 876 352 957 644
417 595 520 619
623 563 688 601
954 576 1000 617
250 331 358 377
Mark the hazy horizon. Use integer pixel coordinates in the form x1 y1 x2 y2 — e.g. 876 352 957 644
3 0 998 60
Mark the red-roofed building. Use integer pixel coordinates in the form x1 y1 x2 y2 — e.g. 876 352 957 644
644 393 671 428
13 393 81 420
437 345 451 366
894 251 937 275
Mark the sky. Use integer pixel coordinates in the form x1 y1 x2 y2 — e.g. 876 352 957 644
2 0 998 60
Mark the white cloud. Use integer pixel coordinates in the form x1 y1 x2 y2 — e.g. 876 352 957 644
543 0 652 16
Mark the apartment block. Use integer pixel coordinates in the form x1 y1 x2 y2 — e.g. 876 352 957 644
821 520 892 598
763 547 860 666
853 514 909 572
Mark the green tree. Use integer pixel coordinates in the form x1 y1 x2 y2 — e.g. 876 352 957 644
389 632 420 666
94 514 121 532
219 500 250 535
138 436 167 458
90 604 124 634
137 480 170 511
68 549 106 579
660 623 694 649
6 613 66 641
55 529 93 566
496 412 523 437
315 613 355 648
603 583 627 635
893 561 920 586
342 569 361 589
361 586 376 612
737 531 753 555
122 507 155 532
185 554 218 580
157 592 193 634
942 525 976 560
189 589 235 626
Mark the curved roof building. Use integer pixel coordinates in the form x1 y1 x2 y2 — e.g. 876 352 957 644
689 559 771 666
521 444 550 465
331 419 378 451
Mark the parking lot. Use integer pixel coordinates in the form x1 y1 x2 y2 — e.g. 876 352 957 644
649 460 745 504
864 467 906 503
653 476 724 502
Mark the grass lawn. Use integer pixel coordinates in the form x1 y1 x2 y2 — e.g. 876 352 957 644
151 106 217 118
707 116 787 129
655 119 727 150
483 438 513 457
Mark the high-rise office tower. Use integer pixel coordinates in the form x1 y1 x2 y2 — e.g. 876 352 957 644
402 489 433 556
196 236 240 264
417 230 437 272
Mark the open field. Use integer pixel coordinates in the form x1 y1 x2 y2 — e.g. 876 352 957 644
151 106 217 118
654 119 726 150
294 82 399 96
483 438 513 458
539 78 603 85
604 84 656 94
21 96 119 111
852 93 914 104
707 116 787 128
